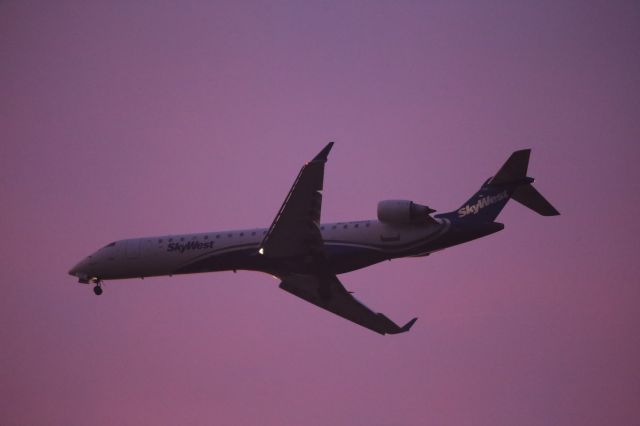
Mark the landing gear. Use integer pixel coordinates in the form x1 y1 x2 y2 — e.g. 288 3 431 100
91 278 103 296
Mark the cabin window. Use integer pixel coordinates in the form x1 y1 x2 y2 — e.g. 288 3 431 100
354 224 359 228
251 231 256 236
240 232 244 237
204 235 209 240
104 242 116 248
228 234 232 238
216 235 220 239
180 237 184 241
158 239 163 243
343 225 348 229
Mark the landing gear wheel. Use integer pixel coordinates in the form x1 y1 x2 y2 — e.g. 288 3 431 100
93 283 103 296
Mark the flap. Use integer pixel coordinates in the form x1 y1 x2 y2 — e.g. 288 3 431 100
279 274 417 335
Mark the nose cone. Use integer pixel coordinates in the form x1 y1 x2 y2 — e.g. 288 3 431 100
69 258 91 283
69 258 86 276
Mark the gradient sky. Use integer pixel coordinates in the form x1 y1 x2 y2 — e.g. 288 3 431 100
2 1 639 425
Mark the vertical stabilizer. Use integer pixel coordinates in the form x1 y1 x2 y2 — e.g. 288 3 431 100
489 149 530 185
436 149 559 222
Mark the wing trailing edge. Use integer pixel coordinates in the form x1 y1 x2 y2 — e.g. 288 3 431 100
279 274 417 335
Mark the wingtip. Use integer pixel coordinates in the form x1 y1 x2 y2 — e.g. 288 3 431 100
312 142 334 163
400 317 418 333
546 208 561 216
384 316 418 335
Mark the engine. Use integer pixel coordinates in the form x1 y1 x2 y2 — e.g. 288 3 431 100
377 200 436 224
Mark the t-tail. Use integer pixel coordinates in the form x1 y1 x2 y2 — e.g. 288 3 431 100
436 149 560 223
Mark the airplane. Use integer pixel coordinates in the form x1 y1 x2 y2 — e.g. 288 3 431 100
69 143 559 335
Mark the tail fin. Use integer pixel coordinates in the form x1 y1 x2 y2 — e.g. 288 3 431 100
490 149 531 185
436 149 559 222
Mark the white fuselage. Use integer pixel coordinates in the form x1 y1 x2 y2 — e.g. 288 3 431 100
69 219 451 284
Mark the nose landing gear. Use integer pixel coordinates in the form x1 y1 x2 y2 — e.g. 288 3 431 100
90 278 103 296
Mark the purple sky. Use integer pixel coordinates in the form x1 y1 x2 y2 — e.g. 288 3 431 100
2 1 639 425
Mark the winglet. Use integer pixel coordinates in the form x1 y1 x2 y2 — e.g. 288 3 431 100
312 142 334 163
378 314 418 335
387 317 418 334
399 317 418 333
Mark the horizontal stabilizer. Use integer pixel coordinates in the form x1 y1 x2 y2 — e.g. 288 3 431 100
511 183 560 216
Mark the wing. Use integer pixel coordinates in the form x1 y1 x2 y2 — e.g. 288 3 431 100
264 143 417 335
280 274 417 335
259 142 333 258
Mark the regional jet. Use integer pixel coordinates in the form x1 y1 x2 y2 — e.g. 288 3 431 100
69 143 559 335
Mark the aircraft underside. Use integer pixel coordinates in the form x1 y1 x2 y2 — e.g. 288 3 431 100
173 242 392 277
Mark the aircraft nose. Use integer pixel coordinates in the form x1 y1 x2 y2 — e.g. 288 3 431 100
68 260 83 277
68 258 92 283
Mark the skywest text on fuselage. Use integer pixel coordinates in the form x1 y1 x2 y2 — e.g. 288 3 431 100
167 241 215 253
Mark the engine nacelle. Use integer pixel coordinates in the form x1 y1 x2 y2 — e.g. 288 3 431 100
377 200 435 224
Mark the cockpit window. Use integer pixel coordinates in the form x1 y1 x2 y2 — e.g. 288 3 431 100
104 242 116 248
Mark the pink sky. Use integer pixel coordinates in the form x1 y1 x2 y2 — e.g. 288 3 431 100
1 1 639 425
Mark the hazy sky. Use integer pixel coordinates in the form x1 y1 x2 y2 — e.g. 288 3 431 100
2 1 639 425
